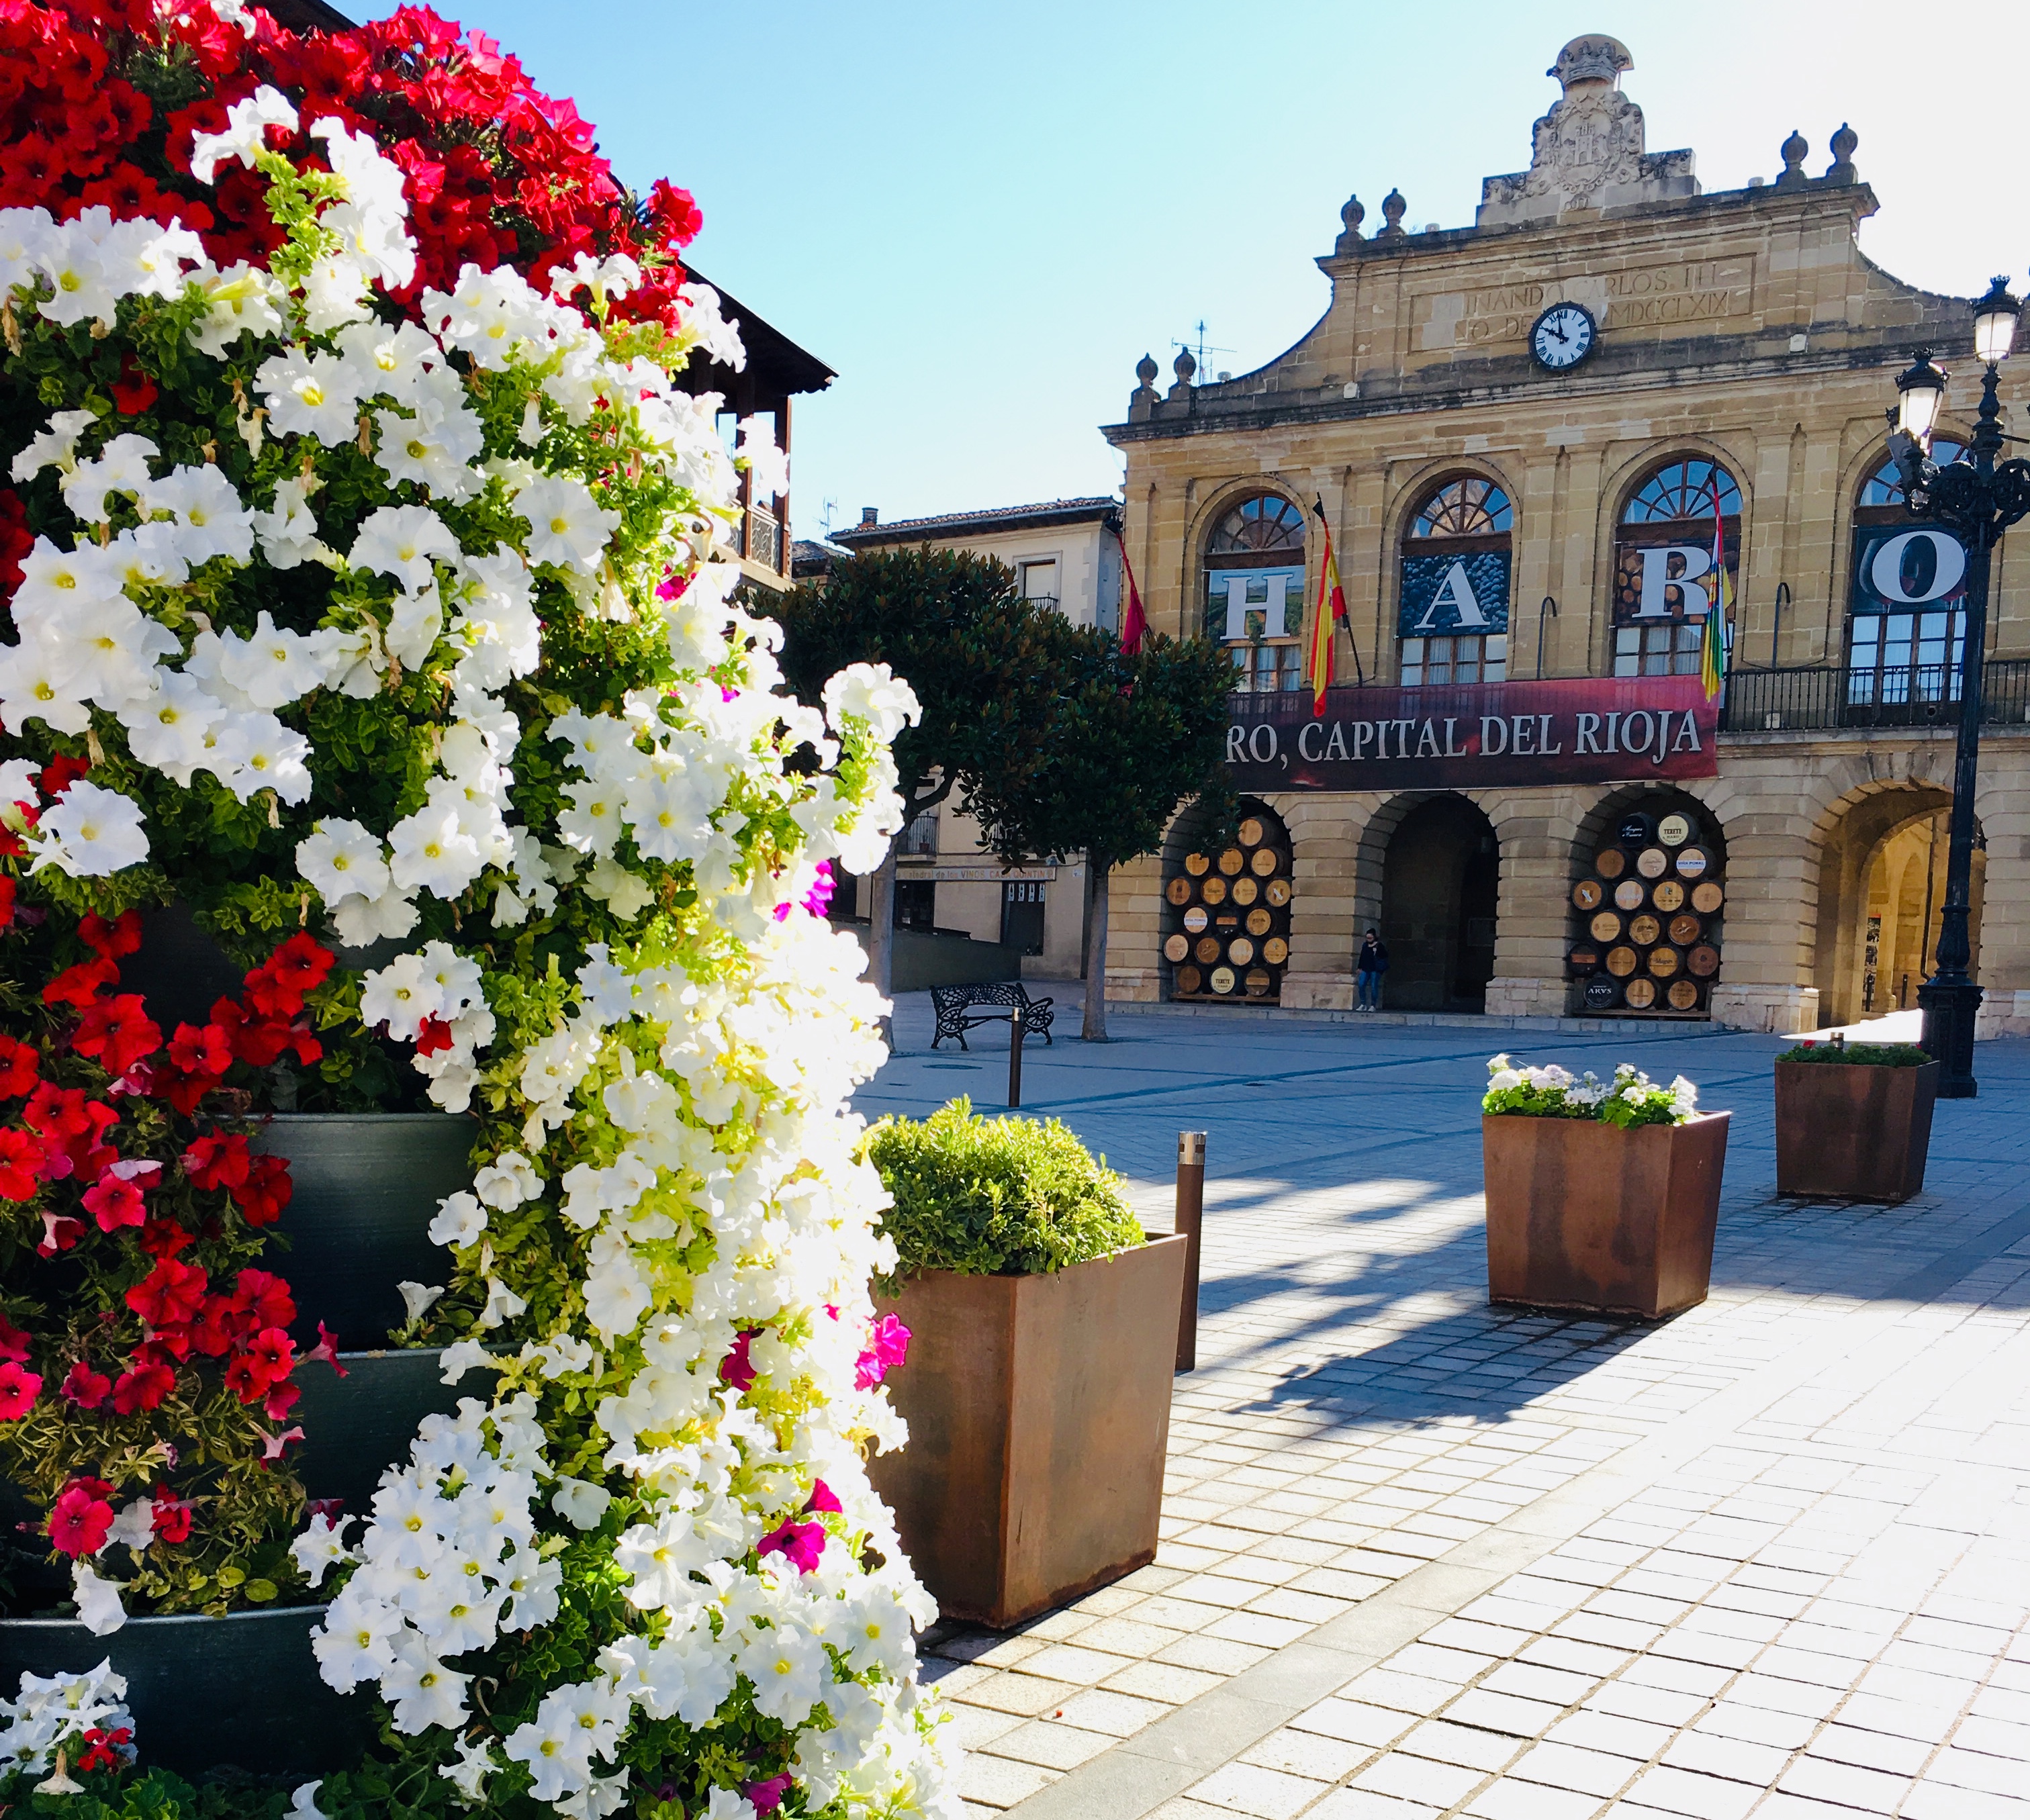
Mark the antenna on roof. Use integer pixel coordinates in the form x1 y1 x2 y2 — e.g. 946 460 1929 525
820 498 839 535
1171 319 1234 383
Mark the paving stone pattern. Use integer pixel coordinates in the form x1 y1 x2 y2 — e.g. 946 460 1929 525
854 997 2030 1819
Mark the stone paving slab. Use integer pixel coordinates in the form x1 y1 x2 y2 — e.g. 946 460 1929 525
851 996 2030 1819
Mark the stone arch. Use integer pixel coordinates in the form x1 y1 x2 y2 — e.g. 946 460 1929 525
1366 792 1503 1012
1808 776 1983 1027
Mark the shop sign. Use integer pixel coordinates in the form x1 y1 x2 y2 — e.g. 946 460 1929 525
1849 525 1968 616
1225 674 1720 790
1398 550 1511 635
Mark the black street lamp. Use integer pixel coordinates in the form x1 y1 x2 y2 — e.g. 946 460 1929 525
1886 275 2030 1096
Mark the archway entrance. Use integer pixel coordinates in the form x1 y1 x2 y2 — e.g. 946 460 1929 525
1380 796 1498 1012
1813 789 1982 1027
1161 798 1295 1003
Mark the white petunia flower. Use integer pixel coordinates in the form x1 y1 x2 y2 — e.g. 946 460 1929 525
296 817 391 905
29 782 148 877
512 475 618 575
188 83 299 185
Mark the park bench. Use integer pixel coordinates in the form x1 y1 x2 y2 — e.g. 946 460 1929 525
929 981 1056 1051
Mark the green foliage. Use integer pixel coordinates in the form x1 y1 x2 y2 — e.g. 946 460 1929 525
962 628 1236 873
765 546 1076 812
1776 1042 1931 1067
868 1098 1145 1279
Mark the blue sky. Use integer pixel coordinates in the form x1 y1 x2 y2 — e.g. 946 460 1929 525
363 1 2026 543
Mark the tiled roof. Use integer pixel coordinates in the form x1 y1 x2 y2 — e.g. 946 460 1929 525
831 497 1120 545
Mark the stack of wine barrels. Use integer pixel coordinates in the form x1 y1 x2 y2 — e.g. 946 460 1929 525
1567 808 1723 1016
1163 815 1293 1001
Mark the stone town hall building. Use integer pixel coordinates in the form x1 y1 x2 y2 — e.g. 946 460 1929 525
1101 36 2030 1037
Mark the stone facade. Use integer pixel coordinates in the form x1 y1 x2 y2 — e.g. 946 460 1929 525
1101 39 2030 1038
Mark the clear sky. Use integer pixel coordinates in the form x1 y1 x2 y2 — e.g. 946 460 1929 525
361 0 2028 544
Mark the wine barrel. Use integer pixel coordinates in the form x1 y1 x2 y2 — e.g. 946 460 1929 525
1246 908 1272 937
1573 879 1604 912
1629 914 1662 947
1667 979 1701 1010
1250 847 1280 877
1647 945 1683 979
1568 945 1601 975
1263 937 1289 965
1675 845 1712 879
1624 977 1659 1010
1616 811 1657 846
1590 910 1624 944
1244 968 1273 996
1209 965 1237 994
1688 943 1721 977
1691 880 1724 914
1177 965 1203 994
1238 816 1265 847
1583 975 1622 1009
1652 879 1686 913
1265 878 1292 907
1164 934 1190 963
1185 851 1211 876
1217 847 1245 876
1595 847 1628 879
1194 936 1221 964
1232 875 1259 906
1613 879 1647 912
1657 812 1694 848
1184 906 1209 933
1667 912 1702 947
1228 937 1255 965
1635 847 1669 879
1605 945 1639 977
1165 876 1193 906
1201 875 1228 905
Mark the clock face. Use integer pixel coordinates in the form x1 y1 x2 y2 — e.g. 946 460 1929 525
1530 302 1597 371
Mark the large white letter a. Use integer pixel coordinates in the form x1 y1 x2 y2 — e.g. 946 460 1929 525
1414 559 1490 631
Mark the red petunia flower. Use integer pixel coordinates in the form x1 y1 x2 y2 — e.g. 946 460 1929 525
78 910 141 961
0 1313 28 1362
73 992 162 1077
23 1084 118 1180
0 1359 41 1419
150 1488 191 1545
138 1216 195 1259
60 1361 112 1409
756 1517 825 1575
82 1174 145 1233
182 1131 250 1191
39 755 92 800
48 1477 114 1556
263 1378 300 1422
110 1361 174 1415
126 1257 207 1329
0 1127 44 1200
43 957 116 1008
77 1725 131 1773
38 1212 83 1256
416 1015 453 1056
0 1034 40 1097
109 350 157 414
231 1269 295 1330
168 1020 234 1077
0 877 15 927
230 1153 292 1225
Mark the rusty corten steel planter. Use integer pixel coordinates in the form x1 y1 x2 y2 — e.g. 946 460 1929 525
1482 1112 1729 1319
868 1234 1188 1629
1774 1059 1939 1202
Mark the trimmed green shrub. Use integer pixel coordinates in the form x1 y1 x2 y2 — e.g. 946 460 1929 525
869 1098 1146 1279
1777 1042 1931 1067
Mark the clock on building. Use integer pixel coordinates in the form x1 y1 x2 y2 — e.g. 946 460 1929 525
1530 301 1597 371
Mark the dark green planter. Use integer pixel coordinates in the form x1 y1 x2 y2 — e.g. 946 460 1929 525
294 1347 493 1516
255 1114 474 1347
0 1604 372 1776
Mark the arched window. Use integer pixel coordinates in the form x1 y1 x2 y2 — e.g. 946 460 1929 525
1849 440 1972 716
1205 493 1304 694
1612 457 1741 677
1399 476 1512 686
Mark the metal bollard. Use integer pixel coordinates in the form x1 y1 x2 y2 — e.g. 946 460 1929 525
1174 1131 1205 1373
1007 1004 1024 1109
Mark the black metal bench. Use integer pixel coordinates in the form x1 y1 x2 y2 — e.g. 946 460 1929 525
930 981 1056 1051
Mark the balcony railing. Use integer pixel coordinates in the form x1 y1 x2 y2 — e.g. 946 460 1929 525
1720 661 2030 732
744 508 783 572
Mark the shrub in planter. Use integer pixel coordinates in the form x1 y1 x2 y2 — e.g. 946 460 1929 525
0 1 955 1812
1773 1038 1939 1203
866 1101 1187 1628
1481 1054 1729 1319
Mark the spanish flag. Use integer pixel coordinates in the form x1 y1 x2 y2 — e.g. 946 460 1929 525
1305 496 1347 713
1113 523 1148 655
1702 478 1731 702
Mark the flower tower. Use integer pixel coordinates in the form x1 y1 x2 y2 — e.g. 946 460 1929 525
0 4 956 1815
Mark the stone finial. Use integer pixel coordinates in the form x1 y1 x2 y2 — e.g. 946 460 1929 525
1548 34 1633 91
1825 122 1858 185
1334 194 1365 255
1129 352 1160 420
1168 347 1197 401
1375 188 1408 243
1774 128 1810 191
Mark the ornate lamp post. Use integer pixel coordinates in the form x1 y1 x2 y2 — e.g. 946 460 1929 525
1886 276 2030 1096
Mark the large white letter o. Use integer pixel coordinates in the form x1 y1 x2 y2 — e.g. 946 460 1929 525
1870 529 1966 605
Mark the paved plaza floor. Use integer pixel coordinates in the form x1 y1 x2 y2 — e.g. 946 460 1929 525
854 994 2030 1820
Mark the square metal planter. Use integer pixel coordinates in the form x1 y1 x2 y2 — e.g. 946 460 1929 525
1773 1059 1939 1202
1482 1112 1730 1319
869 1235 1187 1628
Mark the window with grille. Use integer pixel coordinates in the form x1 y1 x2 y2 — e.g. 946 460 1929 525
1206 493 1304 693
1614 622 1706 677
1849 442 1972 710
1401 634 1508 686
1398 475 1512 684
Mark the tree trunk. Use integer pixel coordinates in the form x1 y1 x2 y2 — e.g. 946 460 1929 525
1082 856 1111 1043
868 844 898 1047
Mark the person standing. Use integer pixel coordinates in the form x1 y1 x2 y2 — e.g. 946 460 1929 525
1356 928 1389 1011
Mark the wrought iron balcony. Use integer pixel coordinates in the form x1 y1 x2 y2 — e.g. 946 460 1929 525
1719 660 2030 732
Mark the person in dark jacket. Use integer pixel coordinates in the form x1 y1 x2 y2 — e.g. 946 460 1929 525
1356 929 1389 1010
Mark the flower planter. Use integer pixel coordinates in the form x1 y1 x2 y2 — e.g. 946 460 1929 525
868 1234 1188 1629
0 1605 371 1777
1774 1060 1939 1202
255 1112 473 1346
1482 1112 1729 1319
293 1347 493 1517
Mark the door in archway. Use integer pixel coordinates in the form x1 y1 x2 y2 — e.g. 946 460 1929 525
1381 797 1499 1012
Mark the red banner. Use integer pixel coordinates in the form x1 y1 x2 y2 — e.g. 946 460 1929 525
1225 674 1720 790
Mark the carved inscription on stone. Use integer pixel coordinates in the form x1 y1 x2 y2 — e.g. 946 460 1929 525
1430 260 1751 349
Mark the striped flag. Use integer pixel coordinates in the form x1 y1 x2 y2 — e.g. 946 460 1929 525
1702 478 1731 701
1305 496 1347 712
